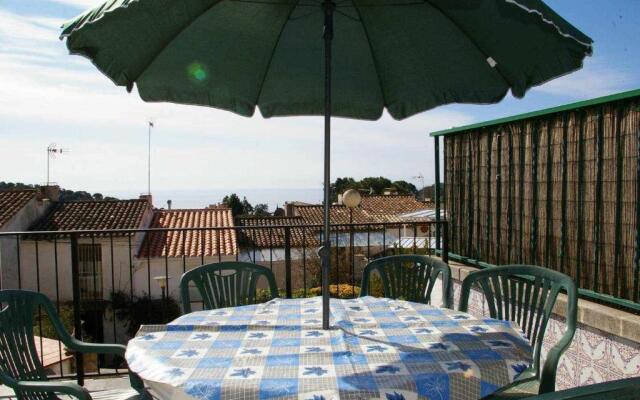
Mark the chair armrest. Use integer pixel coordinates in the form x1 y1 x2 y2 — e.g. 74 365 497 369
65 340 126 357
15 380 92 400
64 341 150 398
38 297 125 357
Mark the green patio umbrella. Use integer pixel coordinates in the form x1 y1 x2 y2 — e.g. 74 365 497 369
60 0 592 329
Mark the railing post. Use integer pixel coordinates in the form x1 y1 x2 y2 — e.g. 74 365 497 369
435 135 441 250
284 226 292 299
442 222 449 265
70 233 84 386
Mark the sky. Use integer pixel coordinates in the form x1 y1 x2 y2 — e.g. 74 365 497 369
1 0 639 208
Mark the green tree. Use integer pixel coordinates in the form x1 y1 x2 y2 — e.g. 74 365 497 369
241 197 254 215
359 176 392 195
332 177 359 200
222 193 245 216
254 203 270 216
1 182 120 202
330 176 419 202
392 180 417 195
59 189 93 202
0 182 34 190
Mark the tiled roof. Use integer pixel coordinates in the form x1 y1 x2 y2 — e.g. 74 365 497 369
237 216 318 248
295 205 375 225
30 199 149 235
360 195 434 220
139 209 237 258
0 190 36 227
295 196 433 225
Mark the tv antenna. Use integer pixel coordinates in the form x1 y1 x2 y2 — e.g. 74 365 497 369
412 173 425 190
147 120 154 195
47 143 70 185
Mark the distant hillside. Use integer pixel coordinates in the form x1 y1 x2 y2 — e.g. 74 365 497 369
0 182 119 202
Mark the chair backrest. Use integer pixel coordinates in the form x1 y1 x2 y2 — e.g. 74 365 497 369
528 377 640 399
0 290 58 399
360 255 451 308
179 262 279 313
458 265 577 393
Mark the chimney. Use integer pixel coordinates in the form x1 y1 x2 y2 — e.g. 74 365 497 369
285 202 298 217
40 185 60 202
167 199 172 210
139 193 153 206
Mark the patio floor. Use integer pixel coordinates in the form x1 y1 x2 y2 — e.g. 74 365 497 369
0 376 133 399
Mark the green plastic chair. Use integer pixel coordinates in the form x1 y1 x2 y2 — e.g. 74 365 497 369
179 261 279 313
458 265 578 398
0 289 149 400
527 377 640 399
360 255 451 308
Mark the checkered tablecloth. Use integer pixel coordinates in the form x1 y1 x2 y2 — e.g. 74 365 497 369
125 296 532 400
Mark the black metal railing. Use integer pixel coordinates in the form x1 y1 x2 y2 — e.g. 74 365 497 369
0 220 448 383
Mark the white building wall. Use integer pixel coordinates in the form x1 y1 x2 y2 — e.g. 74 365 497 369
131 255 237 301
18 237 134 302
0 197 51 289
18 237 238 302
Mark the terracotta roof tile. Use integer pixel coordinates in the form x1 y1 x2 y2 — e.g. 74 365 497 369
35 336 73 368
295 205 374 225
237 216 317 248
0 190 36 227
29 199 149 235
139 209 237 258
360 195 434 220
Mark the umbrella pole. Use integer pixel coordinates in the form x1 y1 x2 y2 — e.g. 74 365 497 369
321 0 335 330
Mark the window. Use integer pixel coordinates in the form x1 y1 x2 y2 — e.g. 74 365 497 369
78 244 102 300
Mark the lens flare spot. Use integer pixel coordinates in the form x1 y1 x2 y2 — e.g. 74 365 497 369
187 62 208 83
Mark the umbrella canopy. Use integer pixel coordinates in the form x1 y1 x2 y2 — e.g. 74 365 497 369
61 0 592 120
60 0 592 329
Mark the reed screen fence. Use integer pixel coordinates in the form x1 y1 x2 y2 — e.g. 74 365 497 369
443 95 640 307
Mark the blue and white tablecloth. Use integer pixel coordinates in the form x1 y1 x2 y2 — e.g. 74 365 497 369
125 296 532 400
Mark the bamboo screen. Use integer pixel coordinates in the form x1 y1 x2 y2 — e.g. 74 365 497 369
444 96 640 303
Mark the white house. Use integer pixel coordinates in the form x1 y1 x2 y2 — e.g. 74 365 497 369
0 187 59 290
136 208 237 300
20 197 154 302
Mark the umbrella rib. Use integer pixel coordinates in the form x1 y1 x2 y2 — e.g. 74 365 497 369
350 0 389 111
334 9 360 22
253 0 302 109
422 0 512 89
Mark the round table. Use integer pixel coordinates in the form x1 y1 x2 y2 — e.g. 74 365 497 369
125 296 532 400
